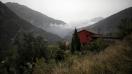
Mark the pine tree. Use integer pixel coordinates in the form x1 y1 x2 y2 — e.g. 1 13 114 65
71 28 81 53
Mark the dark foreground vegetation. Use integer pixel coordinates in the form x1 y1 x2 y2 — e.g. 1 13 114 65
0 17 132 74
33 18 132 74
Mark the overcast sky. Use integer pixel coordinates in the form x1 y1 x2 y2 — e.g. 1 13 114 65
1 0 132 23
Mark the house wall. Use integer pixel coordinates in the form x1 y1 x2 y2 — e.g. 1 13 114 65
78 31 93 44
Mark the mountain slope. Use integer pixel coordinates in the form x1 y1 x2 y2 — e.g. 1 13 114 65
0 1 61 49
85 7 132 34
5 2 65 31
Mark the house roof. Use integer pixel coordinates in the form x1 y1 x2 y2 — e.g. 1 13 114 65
77 29 96 35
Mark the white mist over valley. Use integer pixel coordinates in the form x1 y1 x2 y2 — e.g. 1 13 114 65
1 0 132 38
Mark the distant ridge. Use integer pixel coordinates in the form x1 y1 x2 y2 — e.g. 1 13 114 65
5 2 66 32
84 7 132 35
0 1 62 49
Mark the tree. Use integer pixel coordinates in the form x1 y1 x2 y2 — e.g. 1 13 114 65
13 33 48 74
87 38 108 52
71 28 81 53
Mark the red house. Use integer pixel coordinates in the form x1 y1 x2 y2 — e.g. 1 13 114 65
77 30 95 45
77 29 120 45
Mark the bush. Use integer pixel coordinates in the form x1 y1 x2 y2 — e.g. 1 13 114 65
33 58 54 74
55 50 65 62
47 45 60 59
82 38 108 52
0 33 49 74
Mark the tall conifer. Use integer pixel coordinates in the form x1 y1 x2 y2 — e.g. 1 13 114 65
71 28 81 53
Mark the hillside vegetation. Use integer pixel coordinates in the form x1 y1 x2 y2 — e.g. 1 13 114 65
33 18 132 74
32 34 132 74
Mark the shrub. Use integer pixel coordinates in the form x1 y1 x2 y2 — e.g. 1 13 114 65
82 38 108 52
55 50 65 62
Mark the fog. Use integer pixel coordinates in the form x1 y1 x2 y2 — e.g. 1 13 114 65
2 0 132 23
1 0 132 38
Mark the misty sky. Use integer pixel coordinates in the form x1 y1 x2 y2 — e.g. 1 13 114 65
1 0 132 23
